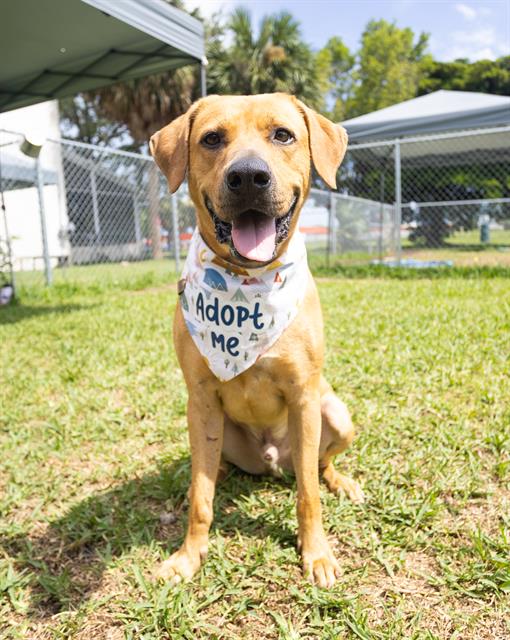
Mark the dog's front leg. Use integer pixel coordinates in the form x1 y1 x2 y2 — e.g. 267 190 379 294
157 390 223 583
288 389 341 588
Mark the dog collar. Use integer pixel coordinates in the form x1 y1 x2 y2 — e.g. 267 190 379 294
178 228 309 381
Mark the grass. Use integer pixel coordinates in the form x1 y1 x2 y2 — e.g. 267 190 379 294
400 227 510 267
446 228 510 247
1 267 510 639
13 257 180 293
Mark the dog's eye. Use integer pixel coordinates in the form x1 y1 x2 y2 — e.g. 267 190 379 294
274 128 294 144
202 132 221 147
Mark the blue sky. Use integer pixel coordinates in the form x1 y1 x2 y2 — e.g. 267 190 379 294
188 0 510 61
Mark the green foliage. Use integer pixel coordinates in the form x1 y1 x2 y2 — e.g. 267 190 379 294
59 95 131 148
419 56 510 96
316 37 356 120
347 20 432 117
207 8 323 108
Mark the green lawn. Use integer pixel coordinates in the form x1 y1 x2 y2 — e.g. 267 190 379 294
447 228 510 247
13 257 180 292
1 273 509 639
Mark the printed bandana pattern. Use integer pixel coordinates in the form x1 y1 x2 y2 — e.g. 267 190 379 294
179 227 309 381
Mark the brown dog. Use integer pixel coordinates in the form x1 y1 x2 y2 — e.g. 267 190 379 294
150 93 363 588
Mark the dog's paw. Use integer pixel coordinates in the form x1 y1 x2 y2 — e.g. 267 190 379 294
155 547 202 584
336 475 365 504
324 470 365 504
302 541 341 588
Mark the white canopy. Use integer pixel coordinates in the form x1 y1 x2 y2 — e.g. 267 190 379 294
343 90 510 143
0 0 205 113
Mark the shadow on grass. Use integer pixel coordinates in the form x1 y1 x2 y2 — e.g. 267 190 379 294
2 455 296 619
0 302 97 325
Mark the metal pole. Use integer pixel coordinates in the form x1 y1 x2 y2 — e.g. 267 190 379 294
133 192 142 244
36 157 52 286
90 166 101 242
328 190 337 262
394 140 402 265
378 170 385 262
200 57 208 97
171 191 180 273
1 202 16 298
0 147 16 297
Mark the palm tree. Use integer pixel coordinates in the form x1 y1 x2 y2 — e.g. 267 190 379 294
208 8 323 109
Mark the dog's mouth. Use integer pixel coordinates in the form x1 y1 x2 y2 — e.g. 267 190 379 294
205 195 298 263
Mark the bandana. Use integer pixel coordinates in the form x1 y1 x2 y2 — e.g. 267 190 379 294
179 227 309 381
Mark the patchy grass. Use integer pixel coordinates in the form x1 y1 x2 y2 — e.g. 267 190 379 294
1 273 509 639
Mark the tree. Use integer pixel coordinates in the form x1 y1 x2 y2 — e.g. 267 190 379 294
418 56 510 96
207 8 323 108
316 37 355 121
59 95 131 148
348 20 431 117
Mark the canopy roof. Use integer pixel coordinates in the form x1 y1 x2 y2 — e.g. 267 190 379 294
343 90 510 143
0 0 204 113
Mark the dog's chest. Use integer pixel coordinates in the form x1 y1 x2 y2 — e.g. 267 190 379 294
219 357 288 432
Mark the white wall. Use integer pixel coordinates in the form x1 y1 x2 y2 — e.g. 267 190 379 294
4 186 62 270
0 101 70 269
0 100 61 140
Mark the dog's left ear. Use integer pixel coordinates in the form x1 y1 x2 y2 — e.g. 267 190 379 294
149 111 190 193
296 100 348 190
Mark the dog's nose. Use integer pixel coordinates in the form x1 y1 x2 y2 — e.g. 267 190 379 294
226 157 272 194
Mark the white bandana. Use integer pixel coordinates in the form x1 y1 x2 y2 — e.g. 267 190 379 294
179 228 309 381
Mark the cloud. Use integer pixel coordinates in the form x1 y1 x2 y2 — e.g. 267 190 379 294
441 27 510 60
455 3 477 20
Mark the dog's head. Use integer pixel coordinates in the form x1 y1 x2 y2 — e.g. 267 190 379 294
150 93 347 267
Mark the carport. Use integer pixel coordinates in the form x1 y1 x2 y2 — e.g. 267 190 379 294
0 0 206 112
341 91 510 259
0 0 205 293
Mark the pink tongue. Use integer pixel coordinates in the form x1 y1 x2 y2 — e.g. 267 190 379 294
231 213 276 262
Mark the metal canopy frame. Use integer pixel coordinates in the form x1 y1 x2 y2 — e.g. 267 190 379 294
0 0 206 113
0 46 190 111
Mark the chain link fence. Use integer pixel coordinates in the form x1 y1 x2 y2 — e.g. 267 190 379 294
341 125 510 267
1 124 509 295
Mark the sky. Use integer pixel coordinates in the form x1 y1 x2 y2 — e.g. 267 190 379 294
187 0 510 62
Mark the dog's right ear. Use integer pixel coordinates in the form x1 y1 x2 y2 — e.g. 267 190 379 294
295 99 348 190
149 111 190 194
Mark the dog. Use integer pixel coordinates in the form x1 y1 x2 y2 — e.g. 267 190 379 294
150 93 364 588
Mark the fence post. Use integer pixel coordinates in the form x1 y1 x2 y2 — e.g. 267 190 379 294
36 156 52 286
90 166 101 243
378 171 385 262
133 191 142 244
148 162 163 259
328 191 337 264
394 140 402 265
171 191 180 273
